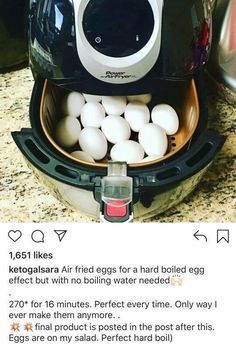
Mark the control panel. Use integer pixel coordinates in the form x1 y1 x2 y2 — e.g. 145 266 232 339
74 0 163 84
82 0 155 58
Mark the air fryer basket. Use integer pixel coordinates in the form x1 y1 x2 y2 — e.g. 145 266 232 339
12 74 225 220
39 79 199 168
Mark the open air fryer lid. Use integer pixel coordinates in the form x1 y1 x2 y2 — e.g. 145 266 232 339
29 0 213 94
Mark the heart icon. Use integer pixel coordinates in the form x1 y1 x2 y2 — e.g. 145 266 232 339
8 230 22 242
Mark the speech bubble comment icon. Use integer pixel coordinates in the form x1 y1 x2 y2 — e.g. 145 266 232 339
31 230 44 243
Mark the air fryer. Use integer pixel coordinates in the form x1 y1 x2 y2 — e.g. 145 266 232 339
12 0 225 222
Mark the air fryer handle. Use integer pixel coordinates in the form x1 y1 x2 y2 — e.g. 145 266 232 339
138 131 226 191
99 162 134 223
11 129 95 189
175 131 225 182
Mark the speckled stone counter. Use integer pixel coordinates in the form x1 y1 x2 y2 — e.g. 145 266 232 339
0 68 235 222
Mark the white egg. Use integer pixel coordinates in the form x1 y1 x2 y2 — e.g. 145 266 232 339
71 151 95 163
111 140 144 164
55 116 81 148
102 96 127 116
127 93 152 104
124 101 150 132
101 115 131 144
61 92 85 117
81 102 106 128
151 104 179 135
83 94 102 102
141 155 162 162
79 128 107 160
139 123 168 157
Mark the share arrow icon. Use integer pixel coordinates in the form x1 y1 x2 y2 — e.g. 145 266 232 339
54 230 67 242
194 230 207 242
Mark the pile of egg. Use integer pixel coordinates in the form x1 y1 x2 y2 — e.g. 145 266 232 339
55 92 179 164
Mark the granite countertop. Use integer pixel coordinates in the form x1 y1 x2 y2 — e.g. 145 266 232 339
0 68 235 222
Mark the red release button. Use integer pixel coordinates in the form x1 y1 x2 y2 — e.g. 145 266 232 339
106 200 128 218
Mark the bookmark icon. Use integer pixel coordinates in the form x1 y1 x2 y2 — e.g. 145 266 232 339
217 230 230 244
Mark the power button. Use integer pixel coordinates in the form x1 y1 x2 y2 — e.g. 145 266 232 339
95 37 102 44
